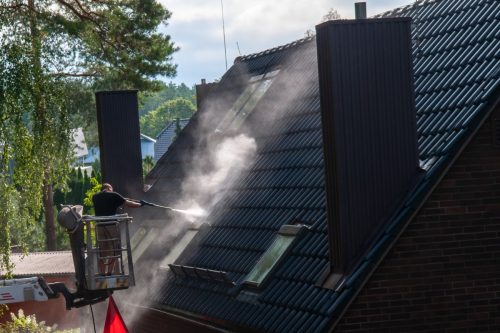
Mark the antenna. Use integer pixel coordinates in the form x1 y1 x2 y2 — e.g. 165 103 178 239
220 0 228 71
236 41 241 56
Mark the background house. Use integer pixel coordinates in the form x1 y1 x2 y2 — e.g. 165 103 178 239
141 133 156 159
0 252 84 330
154 119 190 162
95 0 499 332
71 128 88 165
82 133 156 165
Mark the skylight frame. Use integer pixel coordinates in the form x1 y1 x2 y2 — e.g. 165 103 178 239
242 224 304 289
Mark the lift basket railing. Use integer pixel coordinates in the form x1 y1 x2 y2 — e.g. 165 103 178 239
81 214 135 291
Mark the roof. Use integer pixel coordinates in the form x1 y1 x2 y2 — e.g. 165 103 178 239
141 133 157 143
153 118 190 162
133 0 499 332
1 252 74 277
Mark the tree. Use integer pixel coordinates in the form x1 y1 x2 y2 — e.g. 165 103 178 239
139 82 196 116
0 0 177 267
140 97 195 138
305 8 342 37
142 156 155 177
322 8 341 21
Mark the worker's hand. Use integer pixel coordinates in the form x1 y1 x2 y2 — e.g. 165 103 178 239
139 200 147 207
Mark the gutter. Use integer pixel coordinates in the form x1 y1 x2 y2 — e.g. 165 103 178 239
154 303 265 333
125 303 233 333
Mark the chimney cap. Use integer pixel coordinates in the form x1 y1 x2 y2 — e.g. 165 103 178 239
355 2 367 19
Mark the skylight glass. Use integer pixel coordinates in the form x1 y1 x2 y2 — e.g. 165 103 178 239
216 69 280 133
243 224 301 288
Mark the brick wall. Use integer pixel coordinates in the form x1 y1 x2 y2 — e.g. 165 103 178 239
336 108 500 332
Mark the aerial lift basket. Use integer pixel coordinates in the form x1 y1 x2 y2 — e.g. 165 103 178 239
83 214 135 290
58 206 135 295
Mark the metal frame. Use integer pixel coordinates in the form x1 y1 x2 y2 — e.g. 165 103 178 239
82 214 135 291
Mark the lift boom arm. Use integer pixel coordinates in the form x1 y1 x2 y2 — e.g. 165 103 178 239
0 277 55 304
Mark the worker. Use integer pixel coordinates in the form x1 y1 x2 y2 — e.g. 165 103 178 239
92 183 143 215
92 183 143 275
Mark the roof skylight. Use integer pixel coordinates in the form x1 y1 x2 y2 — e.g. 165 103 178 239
243 224 303 288
216 69 280 133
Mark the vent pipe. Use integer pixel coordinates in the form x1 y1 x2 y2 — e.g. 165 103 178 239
355 2 367 19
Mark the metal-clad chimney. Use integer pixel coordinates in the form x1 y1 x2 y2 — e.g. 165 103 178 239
196 79 218 110
95 90 143 197
316 14 418 279
355 2 367 19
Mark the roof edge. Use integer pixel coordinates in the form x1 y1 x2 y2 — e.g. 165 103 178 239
372 0 437 18
7 273 74 277
130 302 239 333
238 36 314 62
9 251 73 256
316 17 411 29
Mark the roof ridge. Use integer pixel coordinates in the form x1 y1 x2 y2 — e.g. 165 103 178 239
373 0 443 18
238 36 315 62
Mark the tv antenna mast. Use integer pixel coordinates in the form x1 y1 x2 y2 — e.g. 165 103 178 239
221 0 228 71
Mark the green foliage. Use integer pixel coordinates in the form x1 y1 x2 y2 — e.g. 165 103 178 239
0 0 177 91
65 81 99 148
142 156 155 177
0 309 53 332
83 177 102 215
0 0 177 268
0 309 79 332
0 41 71 266
139 82 196 116
140 97 195 137
90 159 101 181
55 168 97 212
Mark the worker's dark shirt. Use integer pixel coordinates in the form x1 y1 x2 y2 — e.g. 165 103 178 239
92 191 125 216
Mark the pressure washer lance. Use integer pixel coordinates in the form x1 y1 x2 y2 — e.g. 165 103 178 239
127 199 207 218
126 198 174 210
139 200 174 211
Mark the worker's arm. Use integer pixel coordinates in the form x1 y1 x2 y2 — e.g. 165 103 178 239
124 199 142 208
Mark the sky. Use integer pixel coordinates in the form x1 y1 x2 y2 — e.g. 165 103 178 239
158 0 413 87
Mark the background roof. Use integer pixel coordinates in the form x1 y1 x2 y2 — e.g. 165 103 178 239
1 252 74 277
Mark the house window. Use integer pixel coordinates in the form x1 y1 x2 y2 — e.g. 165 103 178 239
216 69 280 133
243 224 303 288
